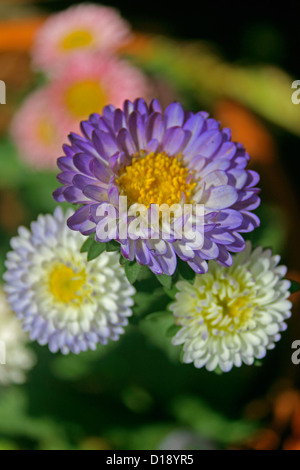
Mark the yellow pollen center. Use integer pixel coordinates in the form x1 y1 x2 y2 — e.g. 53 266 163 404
37 118 56 145
60 29 94 50
190 272 257 334
65 80 106 118
219 294 253 325
117 152 196 207
49 264 87 303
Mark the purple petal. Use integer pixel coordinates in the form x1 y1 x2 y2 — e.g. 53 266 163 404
164 102 184 128
214 141 236 160
117 128 137 156
157 243 177 275
226 232 246 252
216 246 233 267
149 99 162 114
67 206 94 232
56 171 76 184
108 185 119 206
146 112 165 143
199 238 219 259
64 186 90 204
161 127 186 155
239 211 260 232
187 255 208 274
205 185 238 209
95 217 117 242
90 158 111 184
200 159 231 179
134 98 149 116
183 113 205 135
73 153 94 176
214 209 243 229
121 239 135 261
83 185 108 202
102 104 116 126
73 174 97 190
113 108 126 133
186 129 223 159
57 156 75 171
123 100 134 122
53 186 67 202
129 111 146 151
134 239 151 265
245 170 260 188
148 253 164 275
80 121 95 140
92 129 119 159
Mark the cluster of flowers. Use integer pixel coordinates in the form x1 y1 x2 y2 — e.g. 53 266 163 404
11 3 150 169
2 96 292 380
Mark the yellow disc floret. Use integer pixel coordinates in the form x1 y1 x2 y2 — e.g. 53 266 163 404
65 80 106 118
188 268 258 334
60 29 94 50
37 118 56 145
49 263 88 304
117 152 196 207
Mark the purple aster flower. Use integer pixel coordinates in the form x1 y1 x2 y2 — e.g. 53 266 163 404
53 98 260 276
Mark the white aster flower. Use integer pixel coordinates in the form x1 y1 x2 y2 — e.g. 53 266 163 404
0 288 35 385
3 207 135 355
170 242 292 372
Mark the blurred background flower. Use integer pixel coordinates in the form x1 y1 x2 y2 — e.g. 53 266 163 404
0 287 35 386
0 0 300 451
11 88 68 168
32 3 131 74
46 53 151 132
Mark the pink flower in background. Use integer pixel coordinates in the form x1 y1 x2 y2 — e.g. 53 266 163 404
32 3 131 74
47 53 151 133
11 89 67 169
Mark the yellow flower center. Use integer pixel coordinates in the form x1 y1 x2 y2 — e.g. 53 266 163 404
60 29 94 51
37 118 56 145
65 80 106 119
117 152 196 207
49 264 87 304
190 271 257 334
218 293 254 325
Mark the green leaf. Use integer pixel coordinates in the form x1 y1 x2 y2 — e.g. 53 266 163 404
155 273 172 289
105 240 120 252
171 395 257 444
140 311 180 361
214 366 224 375
164 284 178 299
142 311 171 322
290 280 300 294
119 254 128 266
177 258 195 283
165 324 181 338
131 288 167 323
80 235 94 253
124 261 141 284
254 360 263 367
87 241 106 261
179 348 185 363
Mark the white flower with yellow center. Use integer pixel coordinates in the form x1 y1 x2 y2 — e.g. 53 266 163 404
3 208 135 355
170 242 292 372
0 288 35 385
